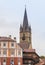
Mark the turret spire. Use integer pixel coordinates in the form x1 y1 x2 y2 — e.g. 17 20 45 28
23 7 28 30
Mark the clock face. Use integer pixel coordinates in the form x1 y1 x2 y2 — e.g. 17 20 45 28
22 33 25 40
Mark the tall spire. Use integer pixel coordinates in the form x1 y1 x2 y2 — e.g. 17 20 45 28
23 7 28 30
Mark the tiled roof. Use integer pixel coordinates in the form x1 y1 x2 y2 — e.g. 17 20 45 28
23 49 35 52
18 43 29 49
0 37 15 42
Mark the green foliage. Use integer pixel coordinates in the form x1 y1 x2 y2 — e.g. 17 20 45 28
40 56 45 59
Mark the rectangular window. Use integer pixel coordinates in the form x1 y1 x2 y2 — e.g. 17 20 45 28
0 49 1 55
18 50 21 56
3 43 6 47
3 59 6 65
18 62 20 65
10 50 15 56
18 58 20 65
11 43 14 47
11 51 14 55
3 50 7 56
10 59 14 65
0 43 1 47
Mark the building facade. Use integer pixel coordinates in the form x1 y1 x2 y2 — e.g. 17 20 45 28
0 36 23 65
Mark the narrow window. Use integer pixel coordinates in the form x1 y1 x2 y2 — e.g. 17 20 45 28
10 50 15 56
11 43 14 47
0 49 1 55
18 50 21 56
0 43 1 47
3 50 7 56
3 59 6 65
10 59 14 65
3 43 6 47
18 58 20 65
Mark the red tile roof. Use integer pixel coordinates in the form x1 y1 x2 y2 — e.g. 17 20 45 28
23 49 35 52
0 37 15 42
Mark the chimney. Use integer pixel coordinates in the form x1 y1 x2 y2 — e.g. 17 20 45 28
14 37 16 42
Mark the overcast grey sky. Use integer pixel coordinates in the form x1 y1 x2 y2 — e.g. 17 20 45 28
0 0 45 56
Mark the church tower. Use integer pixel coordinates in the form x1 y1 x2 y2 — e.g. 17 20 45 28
20 8 32 49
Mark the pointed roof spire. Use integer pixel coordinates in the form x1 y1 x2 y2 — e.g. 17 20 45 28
23 7 28 30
